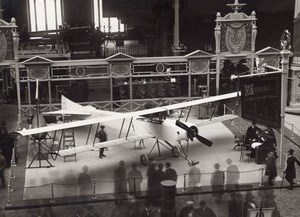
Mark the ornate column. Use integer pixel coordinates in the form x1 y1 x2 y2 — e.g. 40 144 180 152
214 12 221 95
290 0 300 106
280 37 292 168
12 18 21 130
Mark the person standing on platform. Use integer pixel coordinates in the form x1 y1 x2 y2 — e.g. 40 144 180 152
0 149 6 188
284 148 300 190
164 162 178 182
78 165 93 196
265 151 277 186
146 161 157 192
225 158 240 190
210 163 224 203
96 125 107 159
152 163 165 205
114 160 127 204
127 162 143 195
188 165 201 188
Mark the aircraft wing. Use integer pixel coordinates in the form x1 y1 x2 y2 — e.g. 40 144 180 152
43 110 92 116
17 92 238 136
57 134 154 157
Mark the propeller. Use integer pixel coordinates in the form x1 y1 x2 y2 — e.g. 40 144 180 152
175 120 213 147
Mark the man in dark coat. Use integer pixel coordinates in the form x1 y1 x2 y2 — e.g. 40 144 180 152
245 121 260 145
152 163 165 205
96 125 107 158
284 148 300 190
265 151 277 186
164 162 177 182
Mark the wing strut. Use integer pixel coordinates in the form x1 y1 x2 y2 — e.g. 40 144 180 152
86 124 93 145
178 108 184 121
209 102 219 121
185 106 192 122
118 118 126 138
93 123 100 146
125 117 133 139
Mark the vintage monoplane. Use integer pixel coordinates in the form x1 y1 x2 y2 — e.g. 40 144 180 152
17 92 238 167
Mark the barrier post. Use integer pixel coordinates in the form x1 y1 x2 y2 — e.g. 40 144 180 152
7 171 14 192
10 161 15 179
133 177 136 196
12 148 16 167
91 179 97 199
259 168 264 187
182 173 186 192
223 104 226 115
6 187 12 207
291 124 294 139
49 183 55 203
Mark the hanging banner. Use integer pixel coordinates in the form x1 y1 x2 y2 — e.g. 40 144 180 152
240 73 281 128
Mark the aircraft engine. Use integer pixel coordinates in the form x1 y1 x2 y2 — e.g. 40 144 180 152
175 120 212 147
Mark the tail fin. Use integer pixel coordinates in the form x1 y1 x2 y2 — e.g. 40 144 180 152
61 95 84 111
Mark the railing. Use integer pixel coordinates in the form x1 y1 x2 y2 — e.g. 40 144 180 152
284 120 300 140
6 161 282 207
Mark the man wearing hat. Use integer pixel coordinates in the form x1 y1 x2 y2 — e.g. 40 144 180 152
95 125 107 158
284 148 300 190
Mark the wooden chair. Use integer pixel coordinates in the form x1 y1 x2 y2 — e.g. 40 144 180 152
238 136 253 162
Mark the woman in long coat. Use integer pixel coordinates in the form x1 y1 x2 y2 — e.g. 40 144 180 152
114 160 127 203
284 149 300 190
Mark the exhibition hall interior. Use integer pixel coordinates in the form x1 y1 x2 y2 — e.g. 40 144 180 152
1 0 300 216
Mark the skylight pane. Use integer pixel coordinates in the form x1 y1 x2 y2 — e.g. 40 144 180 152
110 17 118 32
36 0 46 31
29 0 36 31
93 0 99 28
46 0 56 30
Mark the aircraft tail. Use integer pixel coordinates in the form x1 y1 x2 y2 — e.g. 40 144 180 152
61 95 84 111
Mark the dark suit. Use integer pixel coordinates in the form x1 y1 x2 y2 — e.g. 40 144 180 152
285 155 300 189
245 126 260 145
96 129 107 158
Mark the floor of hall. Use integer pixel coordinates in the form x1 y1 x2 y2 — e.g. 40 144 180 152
2 103 300 217
4 104 283 201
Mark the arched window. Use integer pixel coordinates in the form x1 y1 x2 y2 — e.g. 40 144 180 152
29 0 63 31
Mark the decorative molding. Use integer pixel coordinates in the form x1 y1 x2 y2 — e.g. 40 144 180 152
28 66 49 79
111 63 131 76
75 66 86 77
0 33 7 62
155 63 165 73
190 60 209 73
225 24 246 54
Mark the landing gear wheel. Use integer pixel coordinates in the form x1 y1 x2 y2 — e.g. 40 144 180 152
172 146 180 158
140 154 149 166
